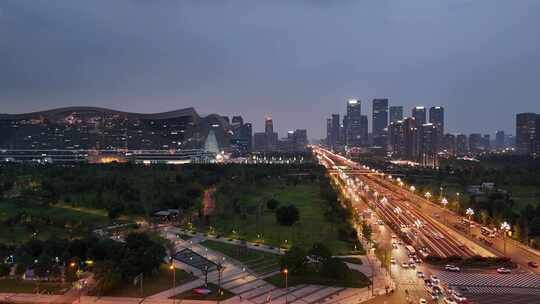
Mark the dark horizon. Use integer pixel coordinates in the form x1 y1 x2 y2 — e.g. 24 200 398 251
2 1 540 138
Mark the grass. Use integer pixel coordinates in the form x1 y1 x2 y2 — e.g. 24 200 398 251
0 199 110 244
102 264 195 297
172 283 234 301
0 279 70 294
207 182 356 255
265 269 370 289
201 240 280 275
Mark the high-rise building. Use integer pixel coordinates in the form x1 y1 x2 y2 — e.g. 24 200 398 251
516 113 537 155
429 106 444 139
412 106 427 125
360 115 369 145
495 130 505 149
346 100 362 146
469 133 483 154
442 134 456 156
372 99 389 137
253 132 266 152
230 116 252 155
389 106 403 123
482 134 491 151
331 114 340 149
265 117 273 135
326 118 332 147
456 134 468 155
404 117 420 160
419 123 438 167
535 116 540 155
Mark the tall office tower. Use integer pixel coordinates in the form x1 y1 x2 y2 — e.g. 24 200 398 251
495 131 505 149
516 113 537 155
456 134 468 155
243 123 253 153
482 134 491 151
419 123 438 167
535 116 540 155
265 117 273 135
469 133 483 154
372 99 389 137
403 117 419 160
253 132 266 152
326 118 332 147
442 134 456 156
230 115 251 155
389 106 403 123
293 129 308 151
388 121 405 157
346 99 362 146
412 106 427 125
360 115 369 145
331 114 340 149
429 106 444 139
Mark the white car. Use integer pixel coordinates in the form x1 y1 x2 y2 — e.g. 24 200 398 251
390 257 397 264
419 299 427 304
416 271 425 278
497 267 511 274
401 262 409 269
430 275 440 284
445 264 461 272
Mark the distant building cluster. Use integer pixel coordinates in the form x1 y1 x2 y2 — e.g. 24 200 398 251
253 117 308 153
0 107 309 163
325 100 524 166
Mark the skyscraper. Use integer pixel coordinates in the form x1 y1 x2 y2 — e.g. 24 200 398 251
516 113 537 155
412 106 427 125
419 123 438 167
360 115 368 145
442 134 456 155
265 117 273 135
495 130 505 149
456 134 468 155
346 99 362 146
469 133 483 154
429 106 444 137
389 106 403 123
326 118 332 147
331 114 340 149
403 117 419 160
372 99 389 137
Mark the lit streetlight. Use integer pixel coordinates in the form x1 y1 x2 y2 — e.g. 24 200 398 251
424 192 432 200
283 268 289 304
500 221 511 256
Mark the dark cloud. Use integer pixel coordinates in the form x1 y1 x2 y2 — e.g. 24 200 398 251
1 0 539 138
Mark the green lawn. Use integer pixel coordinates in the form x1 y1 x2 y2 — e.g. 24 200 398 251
200 240 280 275
0 199 110 244
265 269 370 289
0 279 70 294
100 264 195 297
172 283 234 301
207 182 356 255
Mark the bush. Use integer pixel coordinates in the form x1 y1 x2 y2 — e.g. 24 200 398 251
0 263 11 277
321 258 349 280
280 246 308 275
266 199 280 211
276 205 300 226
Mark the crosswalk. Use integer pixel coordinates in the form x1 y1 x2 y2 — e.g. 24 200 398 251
434 271 540 289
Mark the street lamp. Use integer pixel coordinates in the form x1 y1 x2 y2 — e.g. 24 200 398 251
500 221 511 256
170 263 176 304
424 192 432 200
283 268 289 304
441 197 448 209
410 185 416 192
466 208 474 220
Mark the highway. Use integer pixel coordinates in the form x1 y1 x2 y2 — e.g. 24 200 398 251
315 147 478 259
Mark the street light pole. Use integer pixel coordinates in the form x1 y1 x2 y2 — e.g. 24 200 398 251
283 268 288 304
501 221 511 256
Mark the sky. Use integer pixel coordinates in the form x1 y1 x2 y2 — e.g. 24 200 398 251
1 0 540 139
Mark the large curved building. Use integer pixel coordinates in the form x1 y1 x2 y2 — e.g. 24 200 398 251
0 107 232 151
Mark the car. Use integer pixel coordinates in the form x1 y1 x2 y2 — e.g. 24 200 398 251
414 257 423 263
401 262 409 269
416 271 425 278
409 262 416 268
452 293 467 302
443 298 458 304
377 220 384 225
430 275 440 284
390 257 397 264
528 261 539 268
497 267 511 274
419 299 427 304
431 291 440 300
445 264 461 272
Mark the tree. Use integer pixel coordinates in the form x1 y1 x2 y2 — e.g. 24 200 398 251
266 199 280 211
0 263 11 277
308 243 332 271
276 205 300 226
361 221 372 244
321 258 349 279
280 246 308 275
34 254 52 278
94 260 122 295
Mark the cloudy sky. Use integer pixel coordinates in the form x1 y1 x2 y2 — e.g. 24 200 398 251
1 0 539 138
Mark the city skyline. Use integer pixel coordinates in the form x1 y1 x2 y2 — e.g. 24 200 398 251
2 1 540 138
